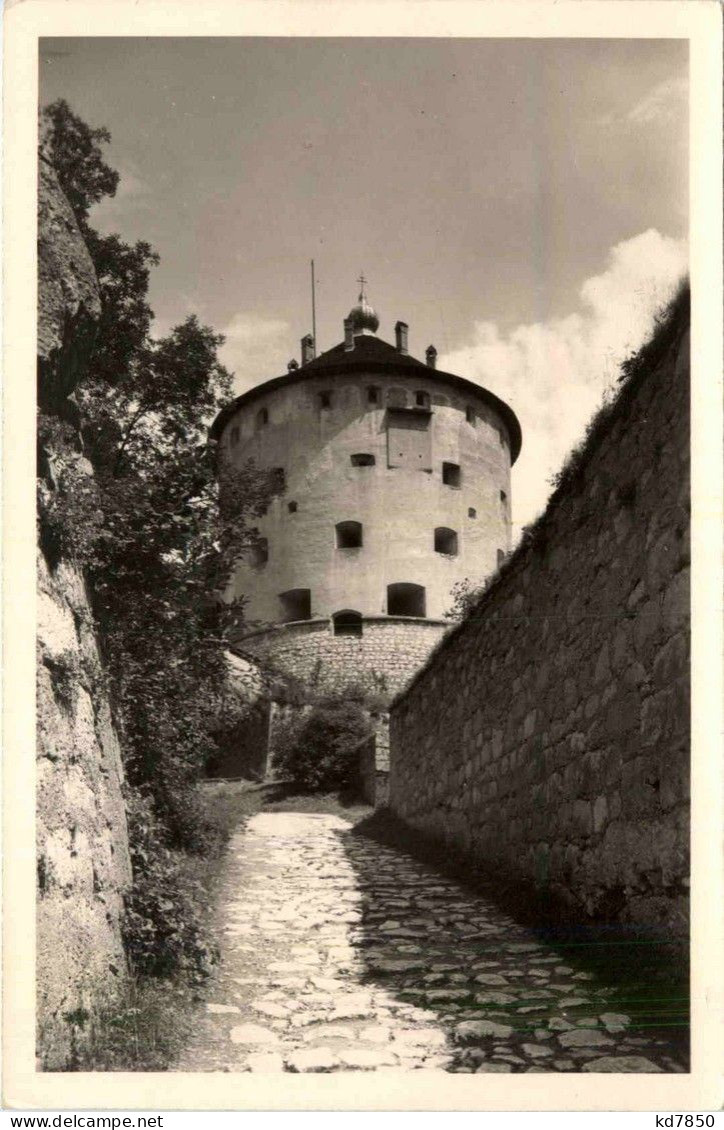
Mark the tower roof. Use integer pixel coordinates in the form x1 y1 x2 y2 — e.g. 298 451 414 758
210 330 522 463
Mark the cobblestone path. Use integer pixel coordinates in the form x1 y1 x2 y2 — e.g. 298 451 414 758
177 812 687 1074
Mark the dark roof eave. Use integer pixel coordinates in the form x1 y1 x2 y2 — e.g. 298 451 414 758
210 357 522 463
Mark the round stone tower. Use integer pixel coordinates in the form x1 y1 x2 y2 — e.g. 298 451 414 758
211 284 522 697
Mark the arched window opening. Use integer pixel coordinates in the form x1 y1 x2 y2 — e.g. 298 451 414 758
434 527 458 556
442 462 461 488
249 537 268 566
466 405 476 425
387 583 426 618
256 407 269 430
350 453 375 467
468 507 477 519
367 386 380 405
333 610 363 637
500 489 508 505
279 588 311 622
230 425 240 447
415 390 431 408
319 390 332 409
335 521 363 549
288 500 298 513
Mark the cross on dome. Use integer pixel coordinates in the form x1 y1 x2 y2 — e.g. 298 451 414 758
348 274 379 336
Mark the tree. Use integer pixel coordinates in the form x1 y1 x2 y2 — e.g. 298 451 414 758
41 99 120 225
40 100 275 853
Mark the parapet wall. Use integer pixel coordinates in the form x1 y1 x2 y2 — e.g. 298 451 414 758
236 616 449 699
389 299 690 936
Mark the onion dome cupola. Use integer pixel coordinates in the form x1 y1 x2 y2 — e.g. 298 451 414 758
347 273 380 336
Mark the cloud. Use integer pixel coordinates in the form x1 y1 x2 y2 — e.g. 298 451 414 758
627 76 688 126
217 314 291 394
439 229 688 540
597 75 687 129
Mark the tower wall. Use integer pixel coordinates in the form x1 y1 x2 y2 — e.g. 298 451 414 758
221 369 512 625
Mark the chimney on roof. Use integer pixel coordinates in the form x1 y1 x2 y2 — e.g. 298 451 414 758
301 333 315 366
426 344 437 369
344 317 355 352
395 321 409 355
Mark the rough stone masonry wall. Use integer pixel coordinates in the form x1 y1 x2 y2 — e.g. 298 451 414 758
238 616 449 700
207 652 272 780
357 714 391 807
390 309 690 937
37 154 131 1067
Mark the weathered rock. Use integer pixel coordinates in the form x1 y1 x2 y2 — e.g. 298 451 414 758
286 1047 339 1073
251 1000 291 1019
600 1012 631 1032
230 1024 280 1046
36 156 131 1070
37 154 102 413
246 1052 285 1072
582 1056 663 1073
456 1020 514 1040
558 1029 615 1048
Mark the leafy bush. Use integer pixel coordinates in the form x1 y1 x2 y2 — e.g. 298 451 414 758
274 699 372 793
122 790 218 981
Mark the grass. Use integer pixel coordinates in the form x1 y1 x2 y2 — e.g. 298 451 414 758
67 978 200 1072
261 780 373 823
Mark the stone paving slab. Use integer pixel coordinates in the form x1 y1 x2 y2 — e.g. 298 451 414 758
175 812 687 1074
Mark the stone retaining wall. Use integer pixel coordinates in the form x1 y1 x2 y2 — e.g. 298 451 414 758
357 715 391 807
389 299 690 936
235 616 449 699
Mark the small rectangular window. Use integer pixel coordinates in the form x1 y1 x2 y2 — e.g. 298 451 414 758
249 537 268 566
367 386 379 404
279 588 311 622
500 489 507 505
351 453 375 467
434 527 458 555
415 390 431 408
466 405 476 425
442 462 461 488
387 583 426 618
336 521 363 549
230 425 240 447
272 467 285 492
319 391 332 409
333 610 363 637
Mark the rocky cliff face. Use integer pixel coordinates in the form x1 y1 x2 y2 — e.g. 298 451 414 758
37 154 132 1068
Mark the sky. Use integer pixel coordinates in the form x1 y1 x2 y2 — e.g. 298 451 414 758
40 37 688 538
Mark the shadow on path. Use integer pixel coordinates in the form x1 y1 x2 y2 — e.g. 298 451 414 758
339 811 689 1073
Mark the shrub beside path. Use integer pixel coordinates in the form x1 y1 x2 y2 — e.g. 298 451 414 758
176 810 687 1074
